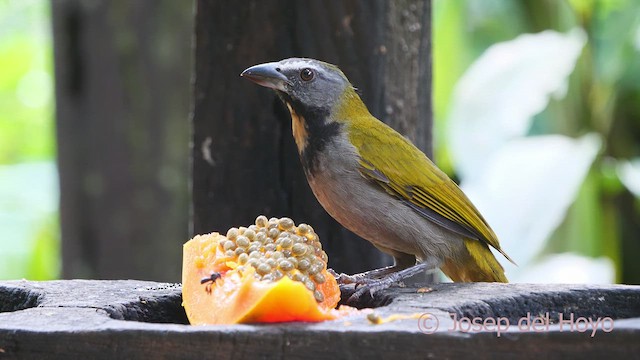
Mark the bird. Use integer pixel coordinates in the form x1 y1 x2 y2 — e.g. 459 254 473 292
241 58 514 299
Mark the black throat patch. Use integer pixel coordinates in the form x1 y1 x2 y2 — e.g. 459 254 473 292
277 92 341 175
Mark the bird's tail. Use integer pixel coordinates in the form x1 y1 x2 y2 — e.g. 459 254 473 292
441 238 508 283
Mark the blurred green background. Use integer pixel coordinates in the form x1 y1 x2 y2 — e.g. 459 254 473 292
1 0 638 283
0 0 58 280
433 0 640 283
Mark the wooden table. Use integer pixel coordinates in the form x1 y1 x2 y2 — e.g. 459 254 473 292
1 280 639 359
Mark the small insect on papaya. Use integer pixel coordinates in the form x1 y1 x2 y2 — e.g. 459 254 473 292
200 272 221 293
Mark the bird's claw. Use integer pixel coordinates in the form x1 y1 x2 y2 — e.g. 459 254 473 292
341 262 437 305
346 279 397 304
329 268 369 285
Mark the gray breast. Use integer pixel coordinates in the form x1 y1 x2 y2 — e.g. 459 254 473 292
304 133 464 263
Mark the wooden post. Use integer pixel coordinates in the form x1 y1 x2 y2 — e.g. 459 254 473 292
192 0 432 273
52 0 192 281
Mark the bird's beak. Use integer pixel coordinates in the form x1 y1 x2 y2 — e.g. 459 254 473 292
241 62 291 92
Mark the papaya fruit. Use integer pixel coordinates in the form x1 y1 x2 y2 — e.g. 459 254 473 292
182 216 342 325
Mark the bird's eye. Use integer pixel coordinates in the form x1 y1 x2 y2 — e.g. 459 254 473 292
300 68 314 81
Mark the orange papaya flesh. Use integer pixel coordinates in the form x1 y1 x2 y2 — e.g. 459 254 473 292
182 216 343 325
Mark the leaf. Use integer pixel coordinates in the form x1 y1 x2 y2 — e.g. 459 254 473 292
617 158 640 198
461 134 601 272
513 253 614 283
447 29 587 179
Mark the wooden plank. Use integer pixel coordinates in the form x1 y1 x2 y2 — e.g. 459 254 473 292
1 280 639 359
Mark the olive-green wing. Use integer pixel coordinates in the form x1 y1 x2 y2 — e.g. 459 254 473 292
348 117 514 264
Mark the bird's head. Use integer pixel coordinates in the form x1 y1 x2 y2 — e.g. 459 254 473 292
241 58 370 170
241 58 354 113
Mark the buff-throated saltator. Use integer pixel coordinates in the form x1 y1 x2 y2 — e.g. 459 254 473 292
241 58 514 298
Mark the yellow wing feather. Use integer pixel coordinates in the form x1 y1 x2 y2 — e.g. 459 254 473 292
347 114 514 264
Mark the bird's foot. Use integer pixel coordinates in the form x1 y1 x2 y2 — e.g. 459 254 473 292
328 265 401 285
327 269 363 284
346 261 436 304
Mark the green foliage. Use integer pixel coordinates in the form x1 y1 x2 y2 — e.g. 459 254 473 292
0 0 54 164
26 212 60 280
0 0 58 280
434 0 640 283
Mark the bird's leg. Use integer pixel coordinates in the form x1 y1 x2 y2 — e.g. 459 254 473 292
329 265 406 285
346 258 440 303
330 253 416 285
